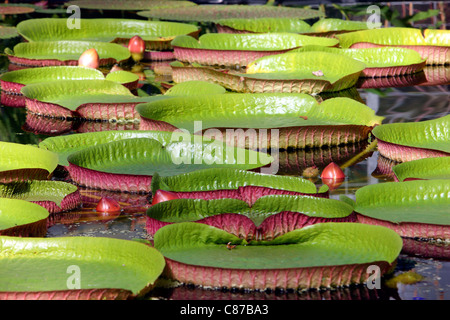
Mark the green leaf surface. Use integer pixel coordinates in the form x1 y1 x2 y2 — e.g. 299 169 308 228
147 194 354 226
309 18 368 33
293 46 425 68
150 168 319 194
20 80 167 111
0 141 58 174
372 115 450 153
67 137 272 176
336 27 450 48
171 33 338 51
392 157 450 181
136 94 382 132
216 18 311 33
164 80 226 96
40 130 272 169
0 235 165 295
0 198 49 230
0 181 78 207
0 66 138 88
137 4 325 22
6 41 131 62
245 51 366 84
65 0 196 11
17 18 199 42
153 222 402 269
355 179 450 225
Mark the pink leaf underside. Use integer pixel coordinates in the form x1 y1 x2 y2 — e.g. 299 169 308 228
146 211 357 240
0 218 47 237
401 237 450 260
376 139 450 162
7 56 117 67
163 258 393 291
0 168 50 183
357 214 450 240
0 288 133 300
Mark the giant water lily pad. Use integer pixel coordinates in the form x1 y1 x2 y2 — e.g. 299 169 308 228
372 115 450 162
146 194 356 239
0 180 80 214
5 41 131 67
392 157 450 182
0 67 139 108
137 4 325 22
65 0 196 11
17 18 200 51
355 179 450 240
171 33 338 67
0 198 49 237
0 141 59 183
308 18 368 36
0 26 19 40
21 79 168 120
336 28 450 65
0 235 165 299
65 135 273 192
215 18 311 34
151 168 328 204
293 46 426 77
136 94 382 149
153 222 402 290
171 51 366 93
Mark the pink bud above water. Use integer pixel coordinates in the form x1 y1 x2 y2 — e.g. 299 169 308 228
78 48 99 69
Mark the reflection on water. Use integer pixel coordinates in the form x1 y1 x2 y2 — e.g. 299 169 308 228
0 60 449 300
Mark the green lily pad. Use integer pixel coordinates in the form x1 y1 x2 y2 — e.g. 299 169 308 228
354 179 450 226
65 0 196 11
309 18 368 33
67 137 272 177
215 18 311 34
147 194 354 227
0 198 49 233
5 41 131 66
0 180 78 208
0 141 58 180
136 94 382 148
372 115 450 153
0 235 165 297
392 157 450 181
21 79 164 113
337 27 450 48
154 221 402 269
0 26 19 40
172 33 338 51
164 80 226 96
137 4 325 22
17 18 199 50
151 168 320 194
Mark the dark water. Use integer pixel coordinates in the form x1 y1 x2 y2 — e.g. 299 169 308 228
0 55 449 300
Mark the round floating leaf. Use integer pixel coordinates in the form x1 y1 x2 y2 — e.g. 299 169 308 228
216 17 311 34
65 0 196 11
136 94 382 132
336 27 449 48
372 115 450 153
67 137 271 177
0 235 165 297
154 221 402 269
392 157 450 181
147 194 354 226
293 46 425 69
151 168 319 194
0 198 49 234
17 18 199 50
0 141 58 178
309 18 368 33
354 179 450 225
0 4 35 15
0 26 19 40
137 4 325 22
21 79 159 112
6 41 131 65
0 180 78 208
172 33 338 51
164 80 226 96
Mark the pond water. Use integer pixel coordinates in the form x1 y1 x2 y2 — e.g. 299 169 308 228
0 51 449 300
